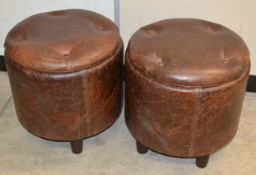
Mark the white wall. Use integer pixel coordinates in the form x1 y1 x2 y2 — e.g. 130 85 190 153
0 0 116 55
120 0 256 75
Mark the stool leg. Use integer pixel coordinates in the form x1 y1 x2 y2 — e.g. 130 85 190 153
136 140 148 154
196 155 210 168
70 139 83 154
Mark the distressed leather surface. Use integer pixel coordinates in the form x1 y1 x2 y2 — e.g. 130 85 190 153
127 19 250 87
5 9 123 141
4 9 121 72
125 19 250 157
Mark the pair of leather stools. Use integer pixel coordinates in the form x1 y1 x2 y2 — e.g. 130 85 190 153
4 9 250 168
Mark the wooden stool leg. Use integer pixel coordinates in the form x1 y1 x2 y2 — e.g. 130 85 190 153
70 139 83 154
136 140 148 154
196 155 210 168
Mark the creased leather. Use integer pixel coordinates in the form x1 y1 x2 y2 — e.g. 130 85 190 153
125 19 250 157
127 19 250 87
4 9 122 73
5 9 123 141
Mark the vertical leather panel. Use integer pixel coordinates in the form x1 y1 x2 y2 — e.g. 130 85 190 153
6 59 82 140
191 73 248 156
126 59 197 156
79 49 123 137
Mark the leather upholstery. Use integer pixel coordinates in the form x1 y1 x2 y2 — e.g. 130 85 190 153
5 9 123 141
127 19 250 87
5 9 121 72
125 19 250 157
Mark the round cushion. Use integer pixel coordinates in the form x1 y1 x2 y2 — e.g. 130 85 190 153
125 19 250 157
5 9 123 141
127 18 250 87
5 9 121 72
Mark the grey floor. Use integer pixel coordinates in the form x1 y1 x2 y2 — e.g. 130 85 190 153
0 71 255 175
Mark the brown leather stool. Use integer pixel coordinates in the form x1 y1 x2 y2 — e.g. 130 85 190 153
4 9 123 154
125 19 250 167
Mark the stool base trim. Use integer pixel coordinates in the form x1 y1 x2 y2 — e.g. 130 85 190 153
70 139 83 154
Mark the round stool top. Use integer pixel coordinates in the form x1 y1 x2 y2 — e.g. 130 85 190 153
127 19 250 87
4 9 122 72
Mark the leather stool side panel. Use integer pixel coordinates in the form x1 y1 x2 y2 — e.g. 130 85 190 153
5 48 123 141
125 58 249 157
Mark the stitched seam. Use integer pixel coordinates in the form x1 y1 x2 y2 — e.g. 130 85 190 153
126 53 250 88
5 44 122 78
77 74 87 139
126 57 250 90
5 40 123 73
83 74 90 136
188 88 201 155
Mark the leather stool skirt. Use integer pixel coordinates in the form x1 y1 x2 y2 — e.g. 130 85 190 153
4 9 123 154
125 19 250 168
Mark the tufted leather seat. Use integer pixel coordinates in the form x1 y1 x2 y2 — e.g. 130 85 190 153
125 19 250 168
127 19 249 87
5 9 121 72
5 9 123 154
